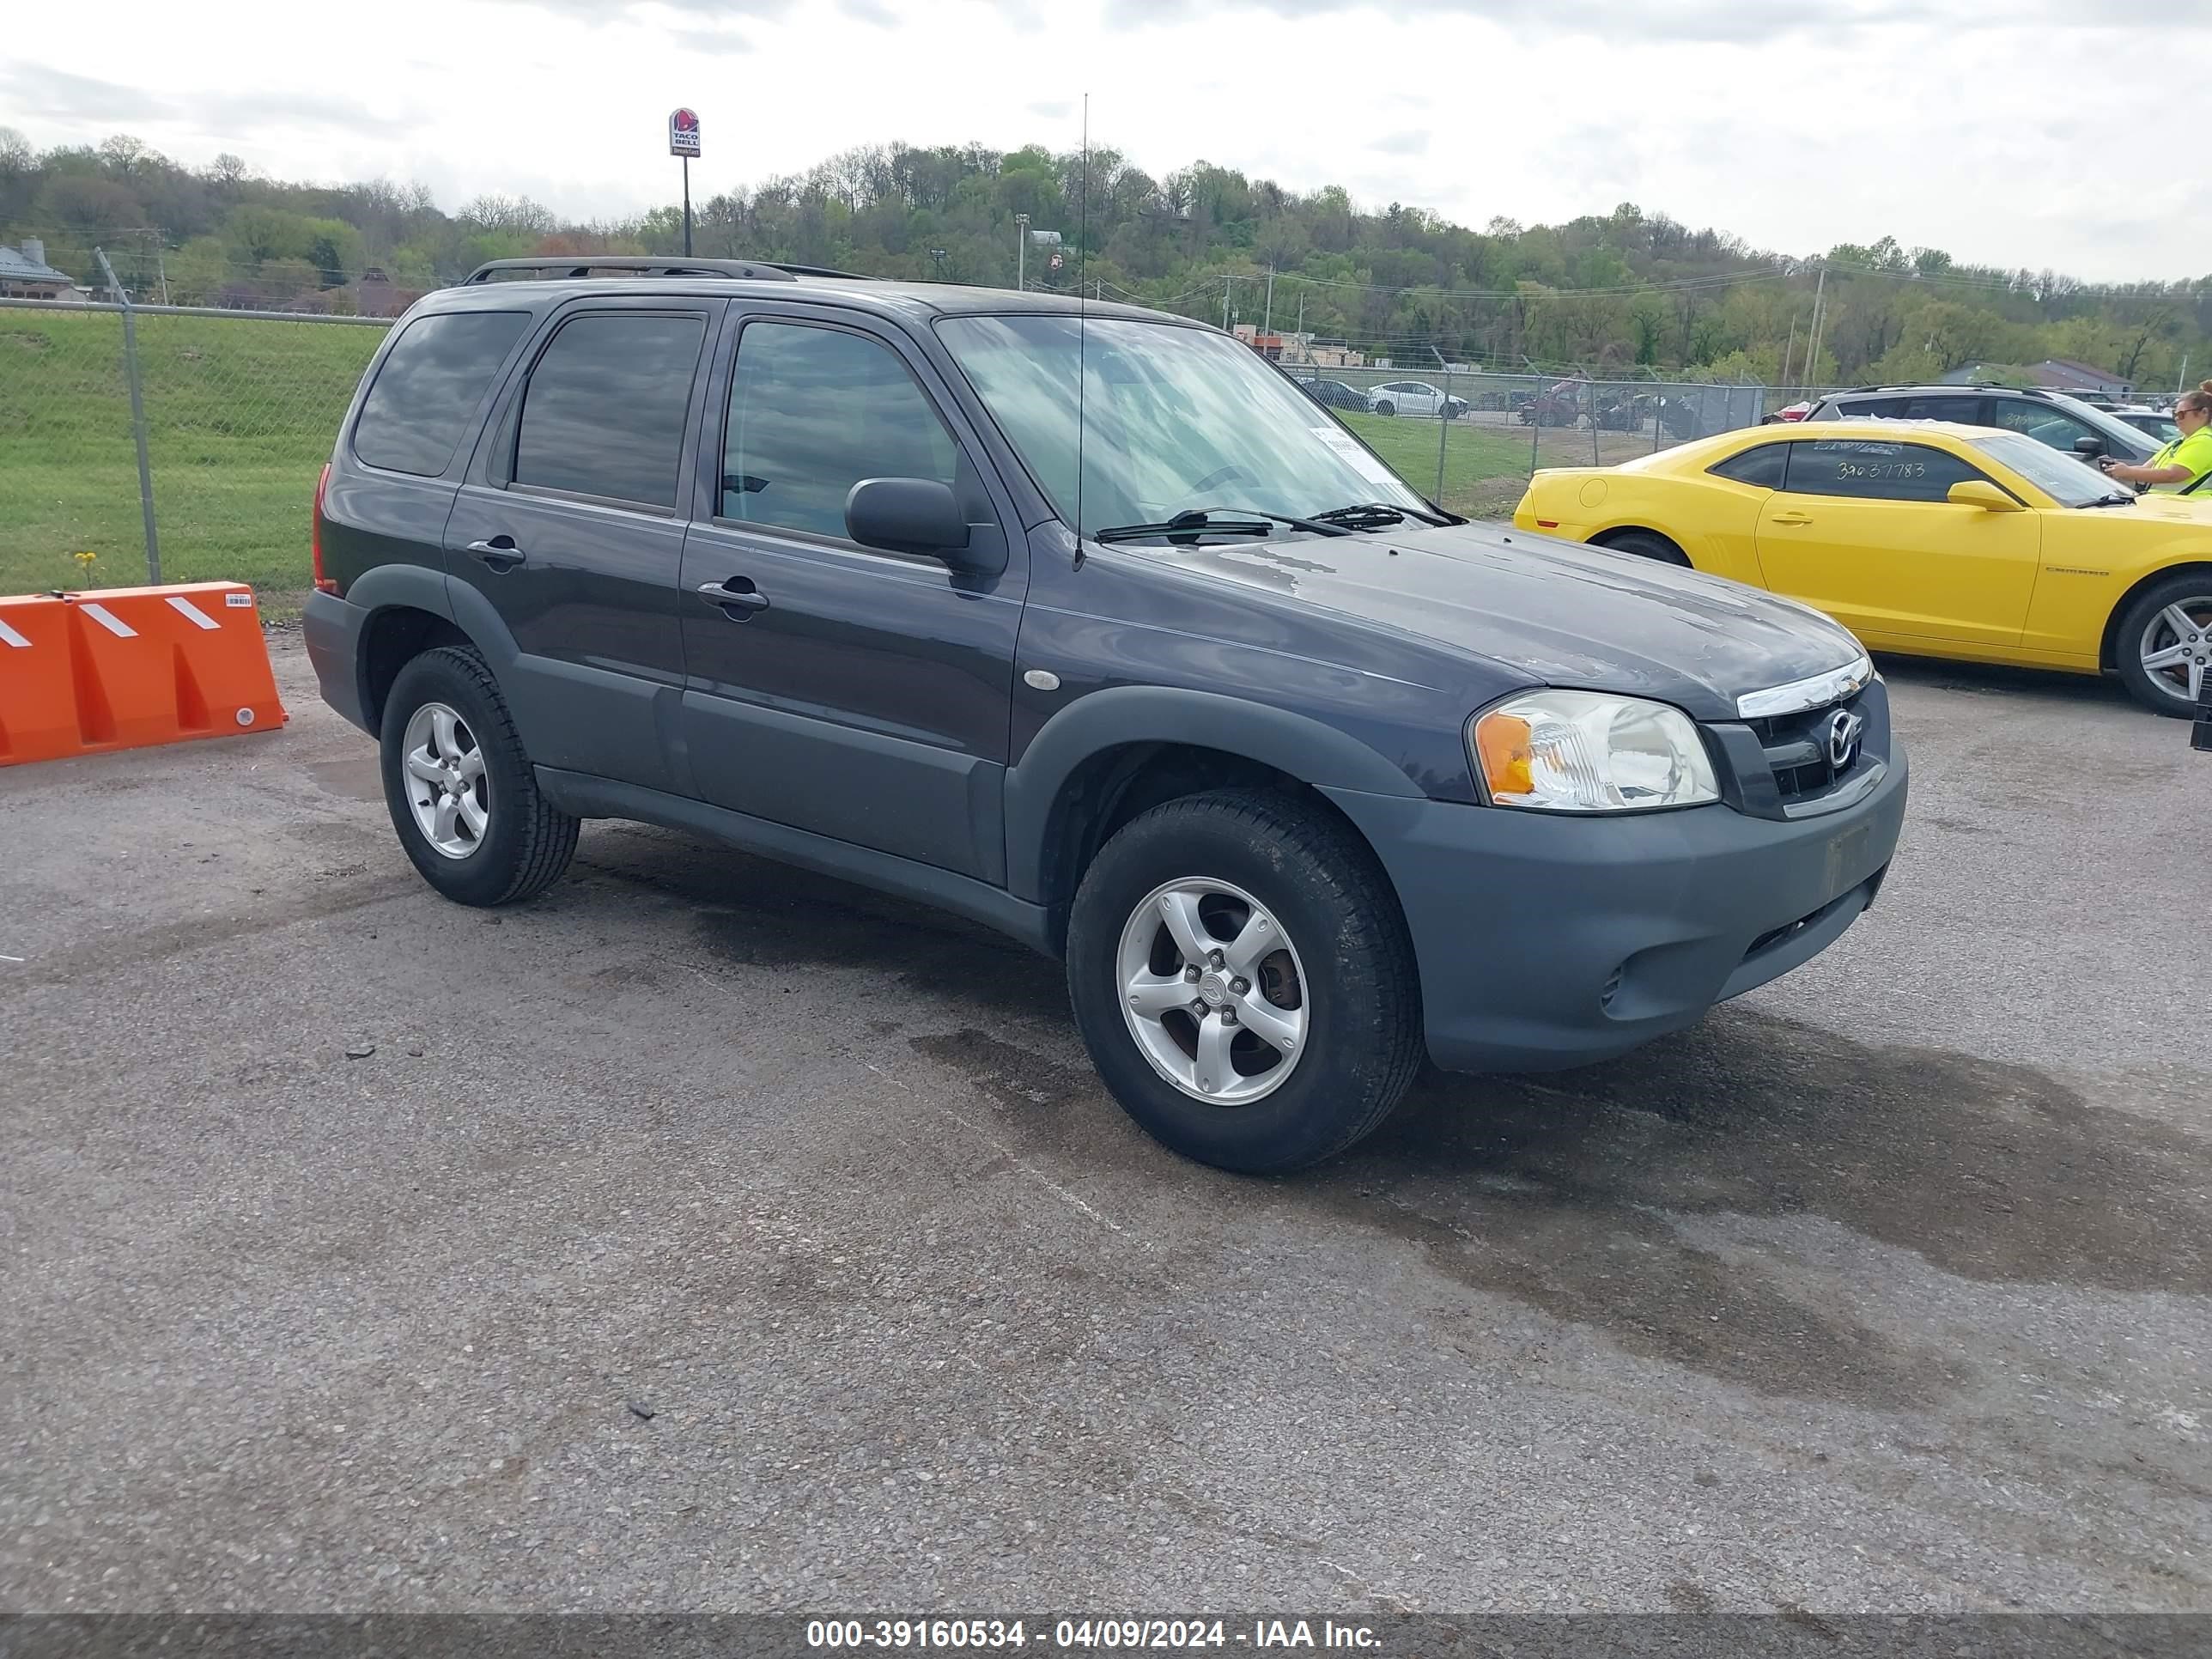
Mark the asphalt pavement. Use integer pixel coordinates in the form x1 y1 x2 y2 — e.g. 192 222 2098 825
3 639 2206 1613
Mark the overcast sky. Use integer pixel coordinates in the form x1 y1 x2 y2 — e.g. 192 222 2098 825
5 0 2205 282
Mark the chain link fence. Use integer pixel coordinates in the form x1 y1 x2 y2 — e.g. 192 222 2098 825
0 297 388 609
1278 364 1796 519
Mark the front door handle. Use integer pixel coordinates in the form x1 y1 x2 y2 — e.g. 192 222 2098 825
1768 511 1814 526
465 537 526 569
696 578 769 617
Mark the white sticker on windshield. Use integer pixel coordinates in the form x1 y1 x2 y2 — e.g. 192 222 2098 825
1314 426 1401 487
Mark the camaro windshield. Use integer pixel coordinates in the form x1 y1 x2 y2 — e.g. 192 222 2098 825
1966 430 2124 507
937 313 1430 538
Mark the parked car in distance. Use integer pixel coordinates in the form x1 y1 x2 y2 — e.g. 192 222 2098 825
1368 380 1470 419
1764 399 1816 424
1292 376 1372 413
2112 405 2183 446
1802 384 2159 467
307 258 1905 1174
1515 419 2212 715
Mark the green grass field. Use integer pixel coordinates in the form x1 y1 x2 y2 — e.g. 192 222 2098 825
1334 411 1546 518
0 309 385 613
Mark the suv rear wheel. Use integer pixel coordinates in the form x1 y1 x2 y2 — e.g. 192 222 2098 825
1066 790 1423 1174
380 646 580 905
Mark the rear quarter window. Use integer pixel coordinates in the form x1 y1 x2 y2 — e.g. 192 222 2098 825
353 311 532 477
1708 442 1786 488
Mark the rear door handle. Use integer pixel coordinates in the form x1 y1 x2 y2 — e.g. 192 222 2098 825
465 537 526 569
696 578 769 617
1767 511 1814 526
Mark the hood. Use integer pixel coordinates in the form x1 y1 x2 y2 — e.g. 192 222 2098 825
2123 491 2212 523
1150 520 1865 722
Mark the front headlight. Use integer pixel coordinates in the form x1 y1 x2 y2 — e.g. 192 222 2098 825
1470 690 1719 812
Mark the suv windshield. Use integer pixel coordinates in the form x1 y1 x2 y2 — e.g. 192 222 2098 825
937 313 1430 538
1968 429 2127 507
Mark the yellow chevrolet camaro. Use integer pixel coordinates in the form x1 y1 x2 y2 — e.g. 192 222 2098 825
1512 420 2212 714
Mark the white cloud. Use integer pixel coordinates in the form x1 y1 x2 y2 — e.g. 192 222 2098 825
4 0 2204 280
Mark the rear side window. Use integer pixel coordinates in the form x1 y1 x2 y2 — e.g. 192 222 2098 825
1784 438 1983 502
353 311 529 477
513 311 708 510
1838 397 1908 419
1899 396 1976 421
721 320 959 538
1709 442 1785 488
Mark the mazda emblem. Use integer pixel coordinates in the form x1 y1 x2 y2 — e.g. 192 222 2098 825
1825 708 1865 769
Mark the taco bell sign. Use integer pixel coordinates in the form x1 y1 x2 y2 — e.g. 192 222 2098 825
669 108 702 158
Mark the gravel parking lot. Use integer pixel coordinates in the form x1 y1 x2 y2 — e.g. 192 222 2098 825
3 638 2206 1614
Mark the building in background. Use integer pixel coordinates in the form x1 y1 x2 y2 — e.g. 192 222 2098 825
1231 324 1364 368
0 240 76 301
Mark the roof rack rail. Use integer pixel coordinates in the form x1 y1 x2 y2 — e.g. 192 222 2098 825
460 256 864 285
1840 381 2043 396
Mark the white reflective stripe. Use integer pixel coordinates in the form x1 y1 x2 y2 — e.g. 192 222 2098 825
166 595 220 631
0 618 28 649
79 603 137 639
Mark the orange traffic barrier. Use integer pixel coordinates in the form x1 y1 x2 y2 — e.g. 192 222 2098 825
0 582 287 768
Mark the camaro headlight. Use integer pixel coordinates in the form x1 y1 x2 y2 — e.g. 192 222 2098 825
1470 690 1719 812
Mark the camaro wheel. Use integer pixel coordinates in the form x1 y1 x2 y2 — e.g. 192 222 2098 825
1066 790 1423 1174
380 646 580 905
2114 574 2212 716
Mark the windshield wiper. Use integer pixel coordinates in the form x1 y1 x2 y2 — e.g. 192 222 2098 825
1312 501 1453 529
2079 491 2137 507
1092 506 1352 544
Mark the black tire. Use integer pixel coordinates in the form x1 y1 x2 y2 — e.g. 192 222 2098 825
1597 530 1691 568
1066 789 1423 1175
1372 401 1394 418
379 645 580 905
2112 571 2212 717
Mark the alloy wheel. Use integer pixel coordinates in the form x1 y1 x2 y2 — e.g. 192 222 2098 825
1115 877 1310 1105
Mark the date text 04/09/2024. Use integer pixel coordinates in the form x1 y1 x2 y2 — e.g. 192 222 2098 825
804 1621 1382 1650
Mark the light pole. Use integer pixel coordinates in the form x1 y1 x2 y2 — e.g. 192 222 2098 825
929 247 947 281
1015 213 1029 290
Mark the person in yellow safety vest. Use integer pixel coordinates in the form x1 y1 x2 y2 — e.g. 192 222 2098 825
2100 381 2212 495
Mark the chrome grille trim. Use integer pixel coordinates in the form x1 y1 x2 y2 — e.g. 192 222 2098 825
1736 653 1875 720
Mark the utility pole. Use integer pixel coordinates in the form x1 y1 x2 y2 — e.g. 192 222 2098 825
1015 213 1029 289
1802 264 1828 390
2180 354 2191 397
1263 265 1274 337
1780 313 1798 392
1223 276 1231 331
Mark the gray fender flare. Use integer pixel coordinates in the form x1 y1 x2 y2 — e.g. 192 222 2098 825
1001 684 1421 902
343 564 523 722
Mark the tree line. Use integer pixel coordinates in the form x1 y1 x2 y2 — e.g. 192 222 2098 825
3 126 2205 390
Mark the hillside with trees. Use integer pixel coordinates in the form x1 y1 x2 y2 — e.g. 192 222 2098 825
3 126 2206 391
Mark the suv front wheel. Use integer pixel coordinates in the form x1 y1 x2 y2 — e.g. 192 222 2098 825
1066 790 1423 1173
380 646 580 905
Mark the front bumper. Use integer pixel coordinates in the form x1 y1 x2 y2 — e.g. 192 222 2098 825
1322 746 1908 1073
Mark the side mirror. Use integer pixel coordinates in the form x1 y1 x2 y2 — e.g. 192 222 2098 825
846 477 976 565
2073 435 2106 456
1948 480 2023 512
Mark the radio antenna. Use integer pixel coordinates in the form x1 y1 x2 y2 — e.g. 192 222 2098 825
1073 92 1090 570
